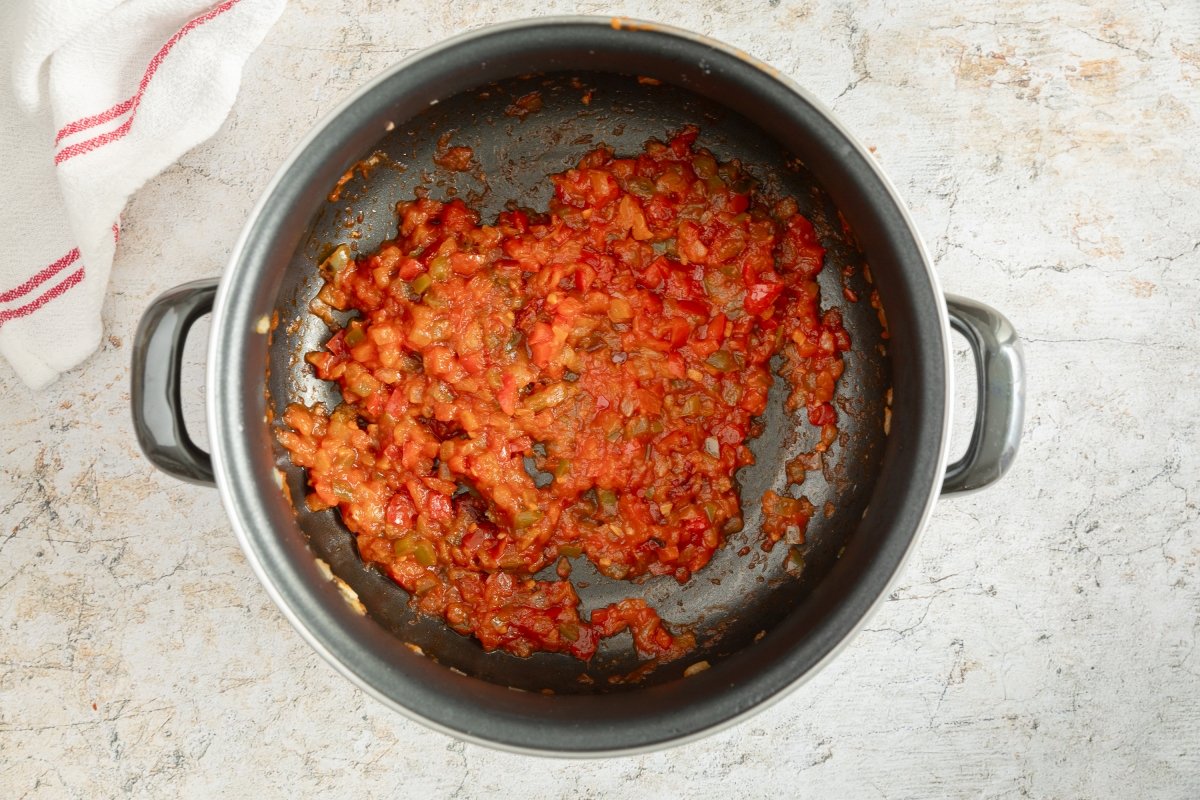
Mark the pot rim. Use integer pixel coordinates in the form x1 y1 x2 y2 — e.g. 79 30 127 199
206 15 954 757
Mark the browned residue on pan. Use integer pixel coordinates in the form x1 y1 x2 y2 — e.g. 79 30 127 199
504 91 544 120
261 310 282 428
328 150 405 203
869 288 890 340
433 131 475 172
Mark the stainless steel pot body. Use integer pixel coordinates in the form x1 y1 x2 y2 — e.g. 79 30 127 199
132 18 1024 755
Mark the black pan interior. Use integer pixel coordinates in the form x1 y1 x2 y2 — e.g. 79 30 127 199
268 71 888 693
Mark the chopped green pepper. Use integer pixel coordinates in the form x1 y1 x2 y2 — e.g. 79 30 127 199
625 415 651 438
706 350 737 371
682 395 704 416
409 273 433 295
626 177 655 198
598 488 618 516
414 541 437 567
428 254 451 281
526 382 568 412
320 244 352 274
692 154 718 179
343 323 366 347
514 509 544 528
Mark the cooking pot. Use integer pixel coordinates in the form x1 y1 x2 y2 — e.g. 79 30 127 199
131 17 1024 755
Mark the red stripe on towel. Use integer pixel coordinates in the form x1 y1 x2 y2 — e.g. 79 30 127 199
54 0 243 164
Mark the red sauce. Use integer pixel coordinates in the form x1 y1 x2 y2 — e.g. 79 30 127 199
277 127 849 660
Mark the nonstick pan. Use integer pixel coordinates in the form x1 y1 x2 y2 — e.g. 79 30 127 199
132 18 1024 755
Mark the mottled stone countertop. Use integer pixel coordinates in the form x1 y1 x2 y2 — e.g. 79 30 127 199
3 1 1198 797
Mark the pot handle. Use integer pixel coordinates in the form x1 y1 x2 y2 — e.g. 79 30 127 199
131 279 219 486
941 294 1025 495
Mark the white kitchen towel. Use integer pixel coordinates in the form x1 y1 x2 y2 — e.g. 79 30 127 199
0 0 285 388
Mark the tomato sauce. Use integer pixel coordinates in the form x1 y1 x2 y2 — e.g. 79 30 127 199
277 127 849 661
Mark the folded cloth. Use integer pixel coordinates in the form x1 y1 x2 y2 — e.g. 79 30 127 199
0 0 285 388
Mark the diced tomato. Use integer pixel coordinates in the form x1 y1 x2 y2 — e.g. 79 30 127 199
497 373 518 416
441 198 478 232
664 317 692 349
386 492 417 528
808 402 837 427
426 491 453 522
575 263 597 293
727 193 750 214
706 312 727 343
277 125 848 664
325 329 347 357
527 321 555 368
744 282 785 315
459 350 486 375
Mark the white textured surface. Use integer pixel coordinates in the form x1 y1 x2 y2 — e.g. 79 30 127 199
3 2 1199 797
